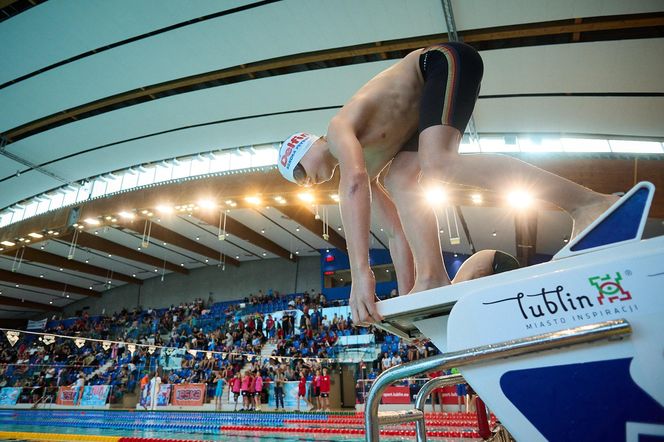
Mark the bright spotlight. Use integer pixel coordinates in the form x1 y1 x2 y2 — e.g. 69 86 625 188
298 192 315 203
471 193 483 204
156 205 173 214
118 211 135 219
425 187 447 205
84 218 100 225
198 199 216 209
507 190 533 209
245 196 262 205
330 194 340 202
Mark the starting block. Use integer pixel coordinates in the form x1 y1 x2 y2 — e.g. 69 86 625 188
370 182 664 441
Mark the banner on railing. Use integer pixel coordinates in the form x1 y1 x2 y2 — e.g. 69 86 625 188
441 385 458 405
80 385 110 406
140 384 171 407
56 386 77 405
381 386 410 404
0 387 21 405
26 319 47 330
171 383 205 406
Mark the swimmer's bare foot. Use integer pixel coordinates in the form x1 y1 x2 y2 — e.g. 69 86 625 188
570 194 621 238
407 278 450 295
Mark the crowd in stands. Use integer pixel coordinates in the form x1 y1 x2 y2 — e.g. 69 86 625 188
0 287 439 409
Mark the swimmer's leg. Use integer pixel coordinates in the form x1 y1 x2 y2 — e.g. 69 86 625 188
384 151 451 294
417 125 617 238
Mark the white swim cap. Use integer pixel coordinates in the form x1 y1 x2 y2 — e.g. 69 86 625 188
278 132 321 183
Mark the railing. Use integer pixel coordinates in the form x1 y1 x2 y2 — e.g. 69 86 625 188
364 319 631 441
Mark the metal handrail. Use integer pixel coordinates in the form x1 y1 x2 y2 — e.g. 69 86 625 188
365 318 631 441
413 373 466 441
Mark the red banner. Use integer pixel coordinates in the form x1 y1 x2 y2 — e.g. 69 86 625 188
381 386 410 404
56 386 77 405
441 385 458 405
171 383 206 406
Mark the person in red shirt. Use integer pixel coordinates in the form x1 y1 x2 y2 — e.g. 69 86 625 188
297 370 309 412
312 369 321 411
319 368 331 412
428 370 444 413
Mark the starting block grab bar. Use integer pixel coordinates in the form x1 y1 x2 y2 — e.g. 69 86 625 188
365 318 632 442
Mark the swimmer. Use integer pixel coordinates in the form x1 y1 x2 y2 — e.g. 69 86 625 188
451 250 520 284
277 42 617 324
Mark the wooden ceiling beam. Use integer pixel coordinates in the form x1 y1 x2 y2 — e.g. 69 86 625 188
0 295 61 312
0 268 99 298
1 247 142 285
276 205 347 253
60 231 187 275
194 211 295 262
114 218 239 267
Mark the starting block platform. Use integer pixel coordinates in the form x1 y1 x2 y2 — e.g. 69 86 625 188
369 182 664 441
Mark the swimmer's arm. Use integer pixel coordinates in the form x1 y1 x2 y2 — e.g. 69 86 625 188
370 178 414 295
327 117 381 324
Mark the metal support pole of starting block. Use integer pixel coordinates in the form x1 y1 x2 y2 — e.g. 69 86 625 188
365 318 631 442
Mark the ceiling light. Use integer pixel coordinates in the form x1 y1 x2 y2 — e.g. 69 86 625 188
298 192 315 203
337 226 342 231
198 199 216 209
507 190 533 209
28 232 43 239
39 274 44 278
156 205 173 213
66 294 69 298
261 229 265 234
205 259 209 263
47 230 53 234
245 196 261 205
141 210 149 215
94 231 98 235
491 231 497 237
108 254 112 257
105 216 112 221
137 247 141 251
425 186 447 205
49 301 53 304
1 241 15 247
262 252 267 256
84 218 100 225
330 194 339 202
471 193 483 204
53 232 59 236
235 255 239 259
118 211 135 219
154 269 158 272
132 274 136 277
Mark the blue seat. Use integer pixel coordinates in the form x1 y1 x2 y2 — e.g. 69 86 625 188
385 335 393 344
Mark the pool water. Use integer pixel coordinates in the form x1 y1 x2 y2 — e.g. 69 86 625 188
0 410 478 441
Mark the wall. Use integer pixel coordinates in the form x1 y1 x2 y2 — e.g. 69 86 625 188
64 256 320 317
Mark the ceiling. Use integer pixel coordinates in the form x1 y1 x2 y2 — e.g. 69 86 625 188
0 0 662 319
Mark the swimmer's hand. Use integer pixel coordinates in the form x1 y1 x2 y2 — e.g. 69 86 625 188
349 270 382 324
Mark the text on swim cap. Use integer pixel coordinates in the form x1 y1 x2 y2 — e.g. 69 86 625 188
280 134 307 167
